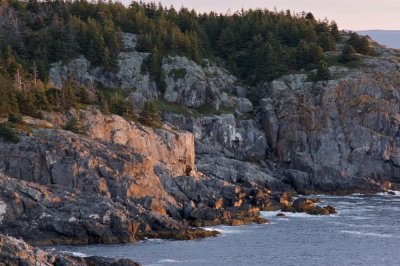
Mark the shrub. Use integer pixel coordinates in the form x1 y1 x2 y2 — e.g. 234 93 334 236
63 116 88 135
316 61 331 81
340 45 357 63
0 123 21 143
8 113 24 124
139 101 161 127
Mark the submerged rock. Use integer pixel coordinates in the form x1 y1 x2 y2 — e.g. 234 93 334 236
290 198 337 216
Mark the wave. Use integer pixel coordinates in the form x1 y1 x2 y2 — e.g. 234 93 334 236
143 238 166 244
146 258 208 266
329 221 386 228
260 211 333 219
61 251 88 257
376 190 400 197
202 225 245 234
340 230 392 238
157 259 180 263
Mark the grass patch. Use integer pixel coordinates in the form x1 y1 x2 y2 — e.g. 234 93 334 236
196 104 235 117
97 85 135 100
154 100 193 116
155 100 235 118
325 56 363 69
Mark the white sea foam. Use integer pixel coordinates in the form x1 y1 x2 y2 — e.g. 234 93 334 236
348 216 372 220
148 258 207 265
376 190 400 197
335 201 367 206
260 211 326 219
158 259 180 263
330 221 385 228
62 251 88 257
340 230 392 238
144 238 165 244
203 225 244 234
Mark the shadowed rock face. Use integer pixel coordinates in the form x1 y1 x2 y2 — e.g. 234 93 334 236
161 57 400 194
161 56 248 111
259 67 400 193
49 33 157 109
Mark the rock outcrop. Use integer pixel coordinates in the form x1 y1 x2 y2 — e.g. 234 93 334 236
0 109 276 245
161 56 249 113
0 234 141 266
161 50 400 195
259 64 400 193
5 31 400 263
49 33 157 109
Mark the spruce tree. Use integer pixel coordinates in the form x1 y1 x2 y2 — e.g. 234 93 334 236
340 44 357 63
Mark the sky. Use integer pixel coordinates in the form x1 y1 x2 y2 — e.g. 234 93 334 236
127 0 400 30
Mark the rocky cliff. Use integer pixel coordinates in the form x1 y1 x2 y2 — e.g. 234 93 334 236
161 54 400 194
2 31 400 255
45 34 400 190
0 109 275 245
257 66 399 193
45 33 400 195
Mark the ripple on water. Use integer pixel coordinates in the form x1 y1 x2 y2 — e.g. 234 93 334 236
340 230 393 238
260 211 337 219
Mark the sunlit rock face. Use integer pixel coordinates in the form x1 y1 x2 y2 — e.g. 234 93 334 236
0 108 277 244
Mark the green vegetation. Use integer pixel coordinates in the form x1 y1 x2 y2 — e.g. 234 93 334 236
171 68 187 80
340 45 358 63
139 101 161 127
8 113 24 124
309 61 331 82
63 114 88 135
0 123 21 143
347 32 372 55
154 100 192 116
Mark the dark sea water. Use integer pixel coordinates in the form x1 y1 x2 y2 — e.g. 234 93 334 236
53 192 400 266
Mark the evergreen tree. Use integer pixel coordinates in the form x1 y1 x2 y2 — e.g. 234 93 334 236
348 32 372 55
317 32 336 51
316 61 330 81
306 42 323 66
340 44 357 63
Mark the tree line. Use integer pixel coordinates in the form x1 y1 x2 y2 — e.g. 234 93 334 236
0 0 372 119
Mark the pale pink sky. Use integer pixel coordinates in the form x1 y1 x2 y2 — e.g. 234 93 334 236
123 0 400 30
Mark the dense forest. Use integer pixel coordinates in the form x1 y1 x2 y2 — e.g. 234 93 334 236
0 0 372 119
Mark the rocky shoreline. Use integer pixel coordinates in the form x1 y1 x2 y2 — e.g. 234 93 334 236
1 32 400 264
0 234 141 266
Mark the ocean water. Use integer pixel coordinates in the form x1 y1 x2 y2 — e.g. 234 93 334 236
53 192 400 266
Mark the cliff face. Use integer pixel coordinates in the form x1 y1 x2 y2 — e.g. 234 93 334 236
46 35 400 196
0 110 271 245
46 33 400 194
260 60 400 192
161 56 400 194
3 31 400 247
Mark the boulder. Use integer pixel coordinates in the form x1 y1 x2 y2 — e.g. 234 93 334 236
292 198 316 212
